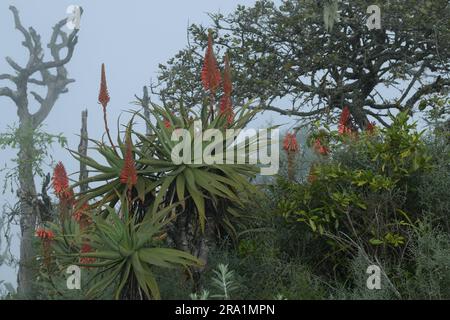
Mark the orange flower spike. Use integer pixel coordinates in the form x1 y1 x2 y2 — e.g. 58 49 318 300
339 106 351 125
46 230 55 240
219 96 231 115
53 162 69 195
97 63 117 152
219 54 234 125
283 133 299 153
227 109 235 125
338 106 353 135
366 122 376 133
35 228 54 240
52 161 73 202
120 137 138 189
283 132 299 181
98 63 110 109
35 228 45 239
73 201 89 222
201 30 221 94
314 138 329 156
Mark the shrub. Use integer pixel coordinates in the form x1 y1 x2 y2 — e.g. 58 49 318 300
398 223 450 299
277 112 433 267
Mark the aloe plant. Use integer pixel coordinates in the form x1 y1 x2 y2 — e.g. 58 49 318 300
67 41 272 291
50 197 200 300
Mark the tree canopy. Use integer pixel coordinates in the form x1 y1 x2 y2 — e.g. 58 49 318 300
152 0 450 129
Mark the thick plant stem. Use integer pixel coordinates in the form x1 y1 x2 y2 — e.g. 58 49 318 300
17 124 38 298
209 92 215 123
287 151 296 181
103 106 117 154
78 109 89 193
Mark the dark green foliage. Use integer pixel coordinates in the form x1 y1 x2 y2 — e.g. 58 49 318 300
277 113 433 265
154 0 450 128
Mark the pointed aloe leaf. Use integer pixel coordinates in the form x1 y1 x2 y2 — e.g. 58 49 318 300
184 168 206 232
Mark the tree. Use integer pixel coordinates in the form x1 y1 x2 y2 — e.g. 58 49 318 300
151 0 450 129
0 6 79 297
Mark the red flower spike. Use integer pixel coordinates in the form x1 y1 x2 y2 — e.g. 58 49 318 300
219 95 234 124
201 30 221 94
338 106 353 135
98 63 110 109
73 201 89 222
120 137 138 189
314 138 329 156
52 162 73 202
219 54 234 125
35 228 54 240
283 133 299 153
53 162 69 195
46 230 54 240
284 132 299 181
366 122 376 133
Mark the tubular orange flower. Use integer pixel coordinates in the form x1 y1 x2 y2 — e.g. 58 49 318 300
98 63 117 152
283 132 299 181
53 162 68 194
52 162 73 201
35 228 54 240
219 95 235 125
338 106 352 135
36 228 54 268
314 138 329 156
98 63 110 108
366 121 376 133
219 96 231 114
73 201 89 223
120 137 138 189
283 133 299 153
201 30 221 94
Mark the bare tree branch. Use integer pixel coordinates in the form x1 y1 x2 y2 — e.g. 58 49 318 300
0 74 16 83
0 5 81 297
0 87 16 101
405 77 450 109
30 91 44 104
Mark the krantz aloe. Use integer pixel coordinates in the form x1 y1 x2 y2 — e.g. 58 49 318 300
60 32 280 293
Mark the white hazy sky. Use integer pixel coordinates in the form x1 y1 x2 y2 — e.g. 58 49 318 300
0 0 289 289
0 0 432 290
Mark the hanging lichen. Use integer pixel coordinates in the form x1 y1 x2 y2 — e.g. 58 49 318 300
323 0 340 32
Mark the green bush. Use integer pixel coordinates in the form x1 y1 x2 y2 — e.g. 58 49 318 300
277 112 433 265
399 223 450 299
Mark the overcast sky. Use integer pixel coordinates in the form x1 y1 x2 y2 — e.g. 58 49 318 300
0 0 433 290
1 0 286 289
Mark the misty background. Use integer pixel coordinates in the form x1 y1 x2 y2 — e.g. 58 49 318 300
0 0 287 289
0 0 429 290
